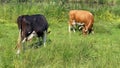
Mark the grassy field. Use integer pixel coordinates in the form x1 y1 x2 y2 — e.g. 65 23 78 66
0 2 120 68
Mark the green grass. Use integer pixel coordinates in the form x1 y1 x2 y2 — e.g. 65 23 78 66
0 2 120 68
0 21 120 68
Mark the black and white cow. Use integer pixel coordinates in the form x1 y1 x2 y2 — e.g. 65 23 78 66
16 14 49 54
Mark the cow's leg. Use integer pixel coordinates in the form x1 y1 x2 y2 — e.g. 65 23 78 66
88 28 92 34
72 20 76 32
91 28 94 34
38 37 41 46
16 30 22 54
68 24 71 32
22 37 27 53
68 24 76 32
88 28 94 34
69 20 76 32
16 30 27 54
72 25 76 32
88 24 94 34
82 26 88 35
43 31 47 47
86 20 93 34
68 19 72 32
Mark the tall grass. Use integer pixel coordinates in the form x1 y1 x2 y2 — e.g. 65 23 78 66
0 1 120 68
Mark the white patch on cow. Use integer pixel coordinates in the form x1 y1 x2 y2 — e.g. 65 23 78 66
16 49 20 54
43 31 47 47
69 20 85 33
27 31 36 41
28 32 30 33
72 20 76 25
77 23 84 30
77 23 84 26
79 26 84 30
22 38 26 43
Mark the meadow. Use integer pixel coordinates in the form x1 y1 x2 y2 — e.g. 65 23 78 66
0 1 120 68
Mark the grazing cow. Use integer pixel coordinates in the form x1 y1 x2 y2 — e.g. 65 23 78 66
68 10 94 34
16 14 48 54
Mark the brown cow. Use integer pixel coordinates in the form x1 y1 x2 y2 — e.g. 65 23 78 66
68 10 94 34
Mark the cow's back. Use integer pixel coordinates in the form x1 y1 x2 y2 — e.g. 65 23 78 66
75 10 94 24
31 14 48 32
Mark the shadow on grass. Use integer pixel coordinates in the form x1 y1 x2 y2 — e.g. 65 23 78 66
117 24 120 29
26 39 52 49
28 42 43 49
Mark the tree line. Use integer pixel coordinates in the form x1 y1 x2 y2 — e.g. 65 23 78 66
0 0 119 6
